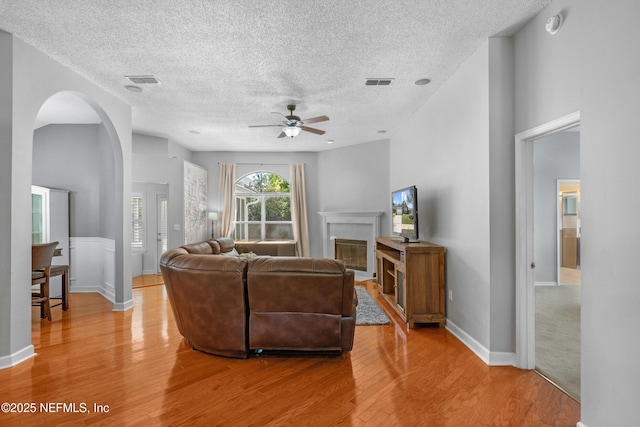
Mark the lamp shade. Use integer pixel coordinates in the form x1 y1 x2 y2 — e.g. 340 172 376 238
283 126 301 138
208 212 218 221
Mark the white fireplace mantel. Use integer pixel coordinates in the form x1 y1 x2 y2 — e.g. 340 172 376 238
318 211 383 279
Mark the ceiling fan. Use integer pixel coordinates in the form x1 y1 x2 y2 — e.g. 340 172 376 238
249 104 329 138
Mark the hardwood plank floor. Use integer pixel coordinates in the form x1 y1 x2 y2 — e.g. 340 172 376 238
0 282 580 426
132 273 164 289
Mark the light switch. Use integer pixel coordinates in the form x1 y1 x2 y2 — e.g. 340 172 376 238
173 224 181 231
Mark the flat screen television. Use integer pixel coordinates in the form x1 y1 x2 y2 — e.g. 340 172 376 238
391 185 418 242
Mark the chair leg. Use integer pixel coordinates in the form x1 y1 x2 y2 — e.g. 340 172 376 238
41 282 51 321
62 269 69 310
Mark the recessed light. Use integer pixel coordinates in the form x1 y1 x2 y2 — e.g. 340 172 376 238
327 139 334 144
415 78 431 86
125 85 142 92
377 130 387 134
189 130 200 135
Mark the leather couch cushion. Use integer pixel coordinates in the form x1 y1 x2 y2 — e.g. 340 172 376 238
216 237 236 253
248 256 345 274
206 240 221 254
181 241 215 254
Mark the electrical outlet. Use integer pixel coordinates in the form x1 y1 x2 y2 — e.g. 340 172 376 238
448 290 453 301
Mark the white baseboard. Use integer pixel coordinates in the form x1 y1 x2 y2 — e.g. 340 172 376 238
142 269 158 276
577 422 588 427
535 281 558 286
113 299 135 312
446 319 516 366
70 237 133 311
0 345 35 370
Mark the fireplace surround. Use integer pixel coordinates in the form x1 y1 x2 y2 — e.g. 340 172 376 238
318 211 383 279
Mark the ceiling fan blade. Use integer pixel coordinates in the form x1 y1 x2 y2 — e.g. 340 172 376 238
302 115 329 125
301 126 326 135
248 124 283 128
277 131 286 138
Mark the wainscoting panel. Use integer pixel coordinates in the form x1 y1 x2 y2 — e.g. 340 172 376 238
70 237 116 302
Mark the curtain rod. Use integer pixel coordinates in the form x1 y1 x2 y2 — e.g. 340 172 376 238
217 162 305 166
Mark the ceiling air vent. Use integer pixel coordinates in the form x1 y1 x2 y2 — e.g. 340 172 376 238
126 75 161 84
366 78 393 86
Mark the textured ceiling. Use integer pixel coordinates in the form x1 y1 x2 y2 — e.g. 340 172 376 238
0 0 552 152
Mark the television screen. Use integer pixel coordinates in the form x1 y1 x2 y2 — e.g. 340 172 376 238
391 186 418 242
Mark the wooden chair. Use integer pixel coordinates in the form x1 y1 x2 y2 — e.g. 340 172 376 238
32 242 59 321
50 264 70 311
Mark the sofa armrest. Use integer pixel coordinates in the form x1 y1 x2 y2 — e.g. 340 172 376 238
160 251 249 358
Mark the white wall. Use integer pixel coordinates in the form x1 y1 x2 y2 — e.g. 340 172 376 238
533 131 580 284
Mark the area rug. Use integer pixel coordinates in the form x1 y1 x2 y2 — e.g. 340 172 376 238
355 286 391 325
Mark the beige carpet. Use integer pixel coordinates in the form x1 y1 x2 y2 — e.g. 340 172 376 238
535 284 581 401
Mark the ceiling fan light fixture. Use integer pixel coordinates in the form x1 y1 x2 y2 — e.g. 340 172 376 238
283 126 301 138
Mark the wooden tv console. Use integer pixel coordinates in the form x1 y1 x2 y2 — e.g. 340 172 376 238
375 237 446 328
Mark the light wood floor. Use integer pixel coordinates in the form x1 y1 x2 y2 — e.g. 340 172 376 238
1 282 580 426
132 273 164 289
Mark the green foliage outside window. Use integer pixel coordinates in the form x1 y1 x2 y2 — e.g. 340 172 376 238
235 171 293 241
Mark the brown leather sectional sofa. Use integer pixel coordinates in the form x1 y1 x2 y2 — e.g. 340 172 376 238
159 237 357 359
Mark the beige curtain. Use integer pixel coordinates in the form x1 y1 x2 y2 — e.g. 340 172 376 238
218 163 236 238
290 163 310 257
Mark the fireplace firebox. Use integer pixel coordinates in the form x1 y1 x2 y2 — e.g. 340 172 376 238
334 239 367 271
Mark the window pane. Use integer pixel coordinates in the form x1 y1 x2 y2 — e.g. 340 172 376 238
266 224 293 240
236 196 261 222
265 196 291 221
237 172 290 193
233 223 261 241
131 195 144 248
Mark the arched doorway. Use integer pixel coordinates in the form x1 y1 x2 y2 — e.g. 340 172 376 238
31 91 132 312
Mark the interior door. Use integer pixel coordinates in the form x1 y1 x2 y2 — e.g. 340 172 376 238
156 194 168 273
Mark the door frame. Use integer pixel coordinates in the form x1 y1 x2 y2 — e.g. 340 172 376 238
155 192 168 274
515 111 580 369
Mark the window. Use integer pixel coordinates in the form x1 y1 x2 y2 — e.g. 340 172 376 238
131 193 145 250
234 171 293 241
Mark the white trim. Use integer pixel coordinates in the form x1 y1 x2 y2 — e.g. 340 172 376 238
446 319 516 366
577 422 588 427
0 345 35 370
515 111 580 369
535 281 558 286
112 299 135 312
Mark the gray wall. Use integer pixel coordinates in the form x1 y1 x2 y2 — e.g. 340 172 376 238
1 31 133 363
132 132 190 251
132 181 169 273
191 151 322 256
391 39 495 351
192 140 389 258
515 0 640 424
580 1 640 425
32 123 116 239
533 131 580 284
317 139 391 236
